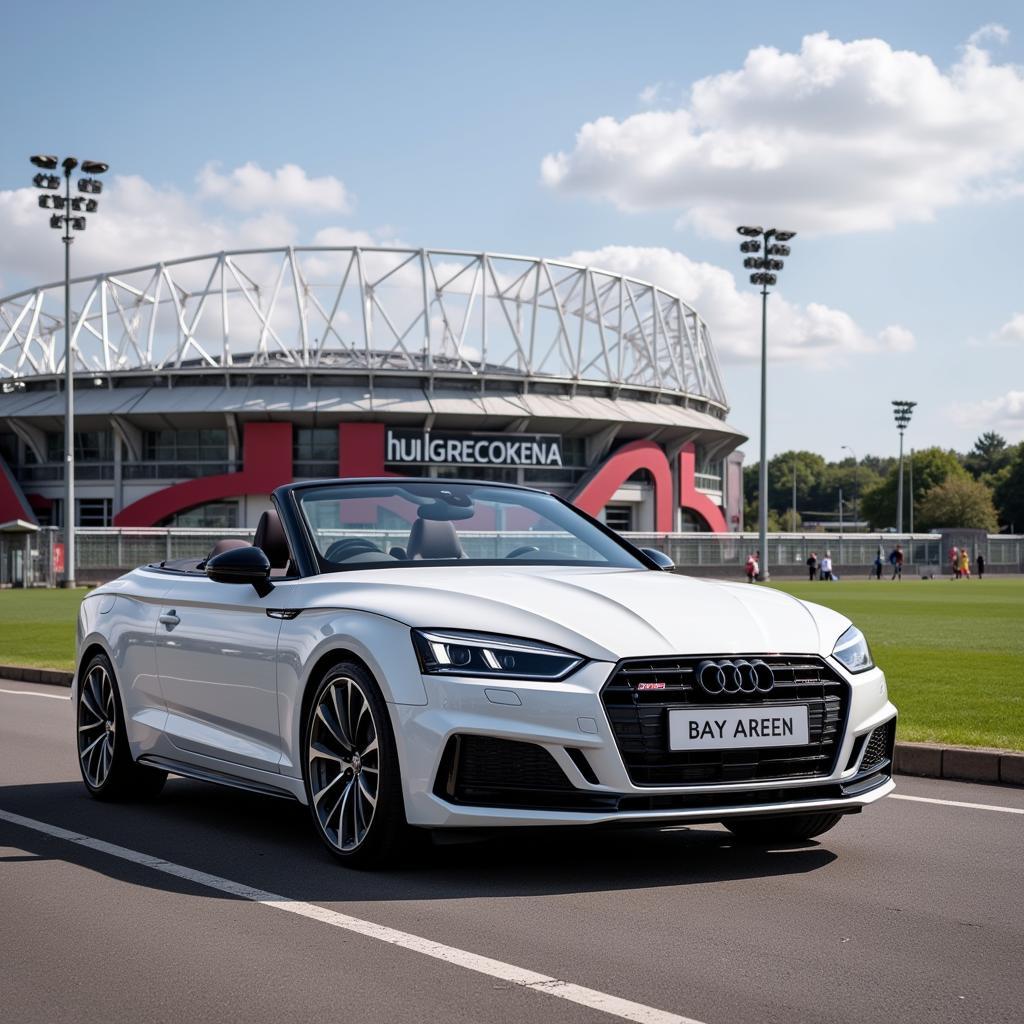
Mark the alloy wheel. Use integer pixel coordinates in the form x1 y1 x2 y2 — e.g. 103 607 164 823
78 663 117 788
308 676 380 851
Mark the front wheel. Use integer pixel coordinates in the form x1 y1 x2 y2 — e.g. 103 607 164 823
303 662 416 868
723 812 844 844
77 652 167 801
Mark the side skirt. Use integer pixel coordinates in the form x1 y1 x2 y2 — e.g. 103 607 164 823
138 754 300 801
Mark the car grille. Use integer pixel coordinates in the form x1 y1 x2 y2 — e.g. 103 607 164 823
601 655 850 786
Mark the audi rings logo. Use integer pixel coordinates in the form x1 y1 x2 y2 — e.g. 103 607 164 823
696 659 774 696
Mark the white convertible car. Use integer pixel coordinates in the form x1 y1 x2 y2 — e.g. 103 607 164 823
75 479 897 866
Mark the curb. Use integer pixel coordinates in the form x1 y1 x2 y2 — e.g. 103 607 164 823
0 664 73 687
0 665 1020 788
895 741 1024 788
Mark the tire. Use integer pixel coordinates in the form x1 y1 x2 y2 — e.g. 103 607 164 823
77 652 167 801
302 661 417 868
723 812 844 844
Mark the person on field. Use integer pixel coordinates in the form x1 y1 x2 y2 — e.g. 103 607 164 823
977 552 985 579
950 545 960 579
872 553 883 580
820 550 833 581
960 548 970 579
745 552 758 583
807 551 818 581
889 544 904 581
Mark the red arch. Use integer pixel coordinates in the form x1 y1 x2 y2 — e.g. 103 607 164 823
571 440 673 533
113 422 293 527
678 442 728 532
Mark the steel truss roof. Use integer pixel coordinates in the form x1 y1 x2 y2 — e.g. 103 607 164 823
0 247 728 411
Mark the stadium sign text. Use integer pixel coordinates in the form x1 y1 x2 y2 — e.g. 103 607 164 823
386 429 563 468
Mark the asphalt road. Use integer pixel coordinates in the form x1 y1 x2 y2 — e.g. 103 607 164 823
2 680 1022 1024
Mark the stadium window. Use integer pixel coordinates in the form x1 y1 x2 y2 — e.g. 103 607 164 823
166 502 239 529
77 498 112 527
294 427 338 477
604 505 634 532
142 429 229 464
46 431 113 463
0 431 17 466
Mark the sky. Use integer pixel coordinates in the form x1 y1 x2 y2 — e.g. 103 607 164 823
1 0 1022 462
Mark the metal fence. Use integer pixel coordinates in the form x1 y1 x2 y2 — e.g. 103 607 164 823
2 527 1021 586
623 533 955 571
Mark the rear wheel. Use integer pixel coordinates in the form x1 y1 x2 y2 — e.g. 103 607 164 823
723 812 844 844
77 652 167 801
303 661 416 868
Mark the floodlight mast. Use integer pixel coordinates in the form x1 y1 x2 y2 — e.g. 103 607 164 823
30 154 108 587
737 225 797 581
891 400 917 533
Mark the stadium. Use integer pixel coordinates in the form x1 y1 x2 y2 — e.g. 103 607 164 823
0 247 745 535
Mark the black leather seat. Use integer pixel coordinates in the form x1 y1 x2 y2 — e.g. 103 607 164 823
254 509 292 572
407 518 465 560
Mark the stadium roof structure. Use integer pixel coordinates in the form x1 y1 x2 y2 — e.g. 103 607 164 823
0 247 728 413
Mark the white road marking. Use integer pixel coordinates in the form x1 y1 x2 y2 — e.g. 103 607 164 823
0 808 705 1024
0 688 70 701
889 794 1024 815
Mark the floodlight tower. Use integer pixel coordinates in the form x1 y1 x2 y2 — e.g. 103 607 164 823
892 400 916 533
737 225 797 581
30 154 109 587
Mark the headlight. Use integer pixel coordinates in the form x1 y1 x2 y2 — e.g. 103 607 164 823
832 625 874 673
412 629 584 680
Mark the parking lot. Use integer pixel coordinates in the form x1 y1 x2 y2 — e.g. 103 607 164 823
2 679 1022 1024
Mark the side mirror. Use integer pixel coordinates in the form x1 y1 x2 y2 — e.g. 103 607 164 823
206 545 274 597
640 547 675 571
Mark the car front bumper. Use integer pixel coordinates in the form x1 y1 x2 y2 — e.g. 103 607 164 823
392 661 898 829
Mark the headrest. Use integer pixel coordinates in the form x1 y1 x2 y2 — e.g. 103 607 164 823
205 538 250 562
407 517 465 560
254 509 290 569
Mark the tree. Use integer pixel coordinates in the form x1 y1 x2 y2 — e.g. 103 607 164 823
916 477 998 532
860 447 968 530
994 443 1024 532
964 432 1011 481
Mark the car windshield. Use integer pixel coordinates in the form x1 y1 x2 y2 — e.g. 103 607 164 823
295 481 647 571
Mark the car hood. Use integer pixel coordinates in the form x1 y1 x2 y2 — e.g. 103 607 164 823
293 565 850 662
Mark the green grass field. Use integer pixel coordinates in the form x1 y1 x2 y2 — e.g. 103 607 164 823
771 578 1024 751
1 578 1021 750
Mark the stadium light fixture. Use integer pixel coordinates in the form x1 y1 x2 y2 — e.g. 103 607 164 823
891 400 917 533
29 153 109 588
737 226 798 581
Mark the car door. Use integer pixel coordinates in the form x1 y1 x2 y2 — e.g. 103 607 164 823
154 574 285 772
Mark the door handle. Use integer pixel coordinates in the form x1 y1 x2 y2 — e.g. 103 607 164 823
159 610 180 628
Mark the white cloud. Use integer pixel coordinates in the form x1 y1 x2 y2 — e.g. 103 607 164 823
952 390 1024 439
543 28 1024 237
568 244 914 366
197 161 352 213
968 23 1009 48
638 82 663 105
0 163 374 295
995 312 1024 343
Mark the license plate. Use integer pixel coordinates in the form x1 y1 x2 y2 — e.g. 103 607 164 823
668 705 809 751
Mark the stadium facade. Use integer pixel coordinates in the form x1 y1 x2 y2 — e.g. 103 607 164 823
0 247 744 533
